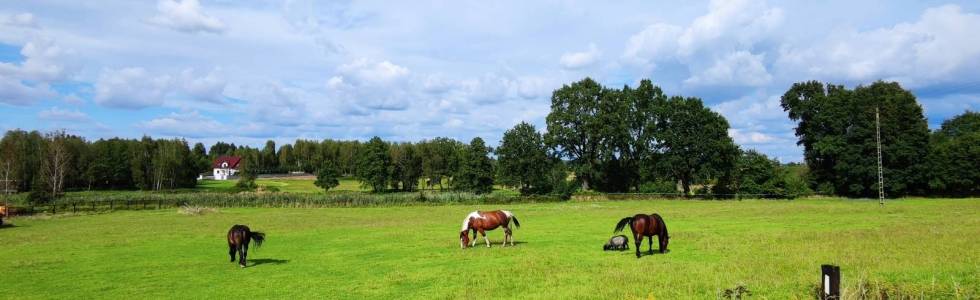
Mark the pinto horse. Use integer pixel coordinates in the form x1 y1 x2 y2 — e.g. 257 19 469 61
614 213 669 258
227 224 265 268
459 210 520 248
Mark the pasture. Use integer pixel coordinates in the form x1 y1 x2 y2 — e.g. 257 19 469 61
0 198 977 299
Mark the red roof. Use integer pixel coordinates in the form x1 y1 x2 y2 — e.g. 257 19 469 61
212 156 242 169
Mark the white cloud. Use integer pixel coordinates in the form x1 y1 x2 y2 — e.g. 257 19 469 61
685 51 771 87
147 0 226 34
776 4 980 87
623 24 683 66
1 13 37 28
139 110 227 138
179 68 226 103
728 128 775 144
560 43 601 69
0 37 72 82
622 0 782 87
95 67 172 109
676 0 783 56
38 107 91 122
337 58 410 85
0 76 56 106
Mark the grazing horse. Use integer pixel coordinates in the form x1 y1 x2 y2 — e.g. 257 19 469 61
614 213 669 258
227 224 265 268
459 210 520 248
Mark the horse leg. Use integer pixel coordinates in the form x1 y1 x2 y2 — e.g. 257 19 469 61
228 243 236 262
648 235 654 254
480 229 490 248
657 234 664 253
470 228 478 247
238 244 246 268
634 235 643 258
503 226 512 247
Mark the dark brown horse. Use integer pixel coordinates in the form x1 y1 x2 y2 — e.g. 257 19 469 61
614 213 669 258
459 210 520 248
227 224 265 268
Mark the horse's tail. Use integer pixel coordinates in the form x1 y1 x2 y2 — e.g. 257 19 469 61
614 217 633 233
511 215 521 229
652 213 668 237
250 231 266 249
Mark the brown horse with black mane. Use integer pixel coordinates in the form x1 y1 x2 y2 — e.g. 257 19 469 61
459 210 520 248
227 224 265 268
614 213 669 258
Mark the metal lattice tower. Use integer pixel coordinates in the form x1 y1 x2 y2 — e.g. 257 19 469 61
876 107 885 206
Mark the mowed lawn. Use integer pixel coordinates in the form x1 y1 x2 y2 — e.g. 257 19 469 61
197 178 368 193
0 199 977 299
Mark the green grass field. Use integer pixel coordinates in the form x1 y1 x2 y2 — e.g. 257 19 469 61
1 198 977 299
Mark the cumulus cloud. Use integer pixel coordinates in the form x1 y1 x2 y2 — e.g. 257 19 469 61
685 51 771 87
560 43 601 69
728 128 775 144
147 0 226 34
1 13 37 28
336 58 410 85
179 68 226 103
38 107 91 122
0 76 56 106
0 37 72 82
139 110 227 138
622 0 781 87
776 4 980 88
95 67 172 109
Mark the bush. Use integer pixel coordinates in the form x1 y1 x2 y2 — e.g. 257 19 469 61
27 188 52 205
638 180 678 194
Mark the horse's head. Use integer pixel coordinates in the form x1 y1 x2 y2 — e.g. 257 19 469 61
459 231 470 248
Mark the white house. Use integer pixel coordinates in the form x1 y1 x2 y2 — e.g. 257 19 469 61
212 156 242 180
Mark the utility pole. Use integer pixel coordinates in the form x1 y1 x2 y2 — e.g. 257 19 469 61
876 107 885 206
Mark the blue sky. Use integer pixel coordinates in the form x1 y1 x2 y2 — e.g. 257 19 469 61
1 0 979 162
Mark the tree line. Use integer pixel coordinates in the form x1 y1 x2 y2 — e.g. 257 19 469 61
1 78 975 203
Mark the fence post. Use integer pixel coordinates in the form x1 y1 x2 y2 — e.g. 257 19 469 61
52 203 56 214
110 200 114 211
91 201 95 212
73 202 77 214
142 201 146 210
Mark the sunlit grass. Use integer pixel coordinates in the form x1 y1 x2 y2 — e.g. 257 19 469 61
0 198 976 299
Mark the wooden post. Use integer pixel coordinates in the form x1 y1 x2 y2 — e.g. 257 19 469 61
73 202 77 213
110 200 113 211
821 264 841 299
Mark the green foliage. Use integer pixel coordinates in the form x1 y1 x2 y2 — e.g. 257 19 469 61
235 155 258 190
314 163 340 192
545 78 605 190
638 180 677 194
781 81 930 197
389 143 423 191
658 96 739 195
927 111 980 196
357 137 391 193
454 137 494 194
496 122 552 195
419 137 462 190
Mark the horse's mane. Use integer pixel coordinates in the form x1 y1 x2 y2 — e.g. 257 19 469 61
651 213 668 238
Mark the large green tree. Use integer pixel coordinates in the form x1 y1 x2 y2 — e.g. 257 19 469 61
657 96 738 195
455 137 494 194
781 81 930 197
496 122 552 194
356 137 391 192
314 162 340 192
927 111 980 196
545 78 605 190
